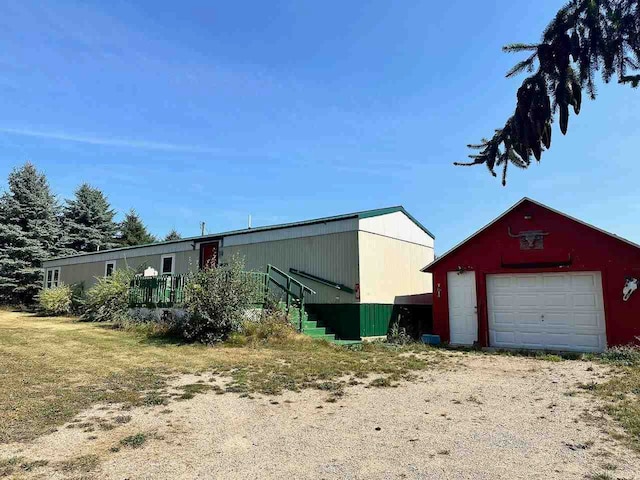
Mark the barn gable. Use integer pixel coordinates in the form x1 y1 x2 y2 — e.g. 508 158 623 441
424 197 640 272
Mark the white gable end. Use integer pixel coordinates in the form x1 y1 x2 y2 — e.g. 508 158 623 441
358 212 433 247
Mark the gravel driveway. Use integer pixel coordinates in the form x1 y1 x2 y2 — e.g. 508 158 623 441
3 352 638 480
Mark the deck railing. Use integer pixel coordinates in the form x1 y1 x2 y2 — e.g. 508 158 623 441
128 266 315 332
265 265 316 332
128 271 268 308
129 274 189 308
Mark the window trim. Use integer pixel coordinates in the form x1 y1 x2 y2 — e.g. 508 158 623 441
46 267 61 289
104 261 116 277
160 254 175 276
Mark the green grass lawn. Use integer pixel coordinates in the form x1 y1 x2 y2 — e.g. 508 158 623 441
0 310 442 444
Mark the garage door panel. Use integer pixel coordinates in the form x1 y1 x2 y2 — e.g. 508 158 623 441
574 312 602 327
542 275 567 289
573 334 604 349
492 330 517 344
543 293 569 307
518 312 544 325
514 294 539 308
492 294 514 307
487 272 606 352
571 275 597 290
491 276 512 289
492 312 515 326
516 276 538 288
520 331 557 345
572 293 597 307
542 333 575 348
542 312 573 325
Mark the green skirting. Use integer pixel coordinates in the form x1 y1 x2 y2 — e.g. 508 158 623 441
305 303 433 340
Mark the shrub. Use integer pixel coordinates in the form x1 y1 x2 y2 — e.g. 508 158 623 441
37 284 72 315
117 308 186 337
182 255 259 343
601 344 640 367
81 269 133 322
70 282 86 314
241 306 296 344
387 319 413 345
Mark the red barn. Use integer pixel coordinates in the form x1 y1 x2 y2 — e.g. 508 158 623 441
423 198 640 352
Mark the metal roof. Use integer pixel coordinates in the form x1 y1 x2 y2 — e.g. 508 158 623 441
47 205 434 262
422 197 640 272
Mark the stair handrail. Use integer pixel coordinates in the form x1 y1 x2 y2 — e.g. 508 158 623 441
266 264 315 332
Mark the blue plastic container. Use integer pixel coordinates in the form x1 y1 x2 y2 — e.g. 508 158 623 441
421 334 441 345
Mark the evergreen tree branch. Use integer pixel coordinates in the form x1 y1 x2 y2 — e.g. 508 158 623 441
460 0 640 185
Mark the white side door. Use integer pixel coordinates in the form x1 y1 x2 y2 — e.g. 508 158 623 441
447 271 478 345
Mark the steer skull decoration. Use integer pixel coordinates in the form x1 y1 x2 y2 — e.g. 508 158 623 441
623 277 638 302
508 227 549 250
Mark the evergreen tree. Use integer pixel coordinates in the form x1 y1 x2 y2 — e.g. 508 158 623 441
63 183 118 253
458 0 640 184
163 229 182 241
117 209 156 246
0 163 63 304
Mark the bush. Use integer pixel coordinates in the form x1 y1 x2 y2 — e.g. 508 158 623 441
37 284 72 315
182 255 259 343
601 344 640 367
81 269 133 322
241 306 296 344
387 319 413 345
70 282 86 314
117 308 186 337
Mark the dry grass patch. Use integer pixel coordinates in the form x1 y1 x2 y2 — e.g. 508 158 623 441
591 365 640 451
58 454 100 473
0 311 443 444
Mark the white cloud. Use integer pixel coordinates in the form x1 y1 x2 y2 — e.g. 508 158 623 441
0 127 236 155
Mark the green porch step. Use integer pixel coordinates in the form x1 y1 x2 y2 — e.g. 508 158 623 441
288 305 360 345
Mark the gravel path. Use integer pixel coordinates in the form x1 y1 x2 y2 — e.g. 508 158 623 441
3 353 638 479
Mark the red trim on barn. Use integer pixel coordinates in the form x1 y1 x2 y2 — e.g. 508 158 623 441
424 198 640 348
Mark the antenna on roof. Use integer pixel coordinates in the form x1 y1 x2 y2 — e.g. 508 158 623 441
200 222 206 236
248 214 252 229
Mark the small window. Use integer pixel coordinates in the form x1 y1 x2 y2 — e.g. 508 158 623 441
46 268 60 288
161 254 175 275
105 261 116 277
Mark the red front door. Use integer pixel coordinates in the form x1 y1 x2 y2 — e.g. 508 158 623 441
200 242 219 268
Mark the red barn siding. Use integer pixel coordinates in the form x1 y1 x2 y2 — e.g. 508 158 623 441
426 199 640 348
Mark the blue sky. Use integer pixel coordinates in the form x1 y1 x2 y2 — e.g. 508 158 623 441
1 1 639 253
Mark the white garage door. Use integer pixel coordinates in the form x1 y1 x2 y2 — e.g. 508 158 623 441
487 272 607 352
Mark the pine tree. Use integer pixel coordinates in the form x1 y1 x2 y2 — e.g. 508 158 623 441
163 229 182 241
63 183 118 253
458 0 640 185
117 209 156 246
0 163 64 304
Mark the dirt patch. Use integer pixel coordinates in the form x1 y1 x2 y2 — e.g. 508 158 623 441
1 353 638 479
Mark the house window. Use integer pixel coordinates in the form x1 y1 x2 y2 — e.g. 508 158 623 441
161 254 175 275
46 268 61 289
105 261 116 277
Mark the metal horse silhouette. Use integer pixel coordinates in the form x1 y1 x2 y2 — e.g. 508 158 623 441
623 277 638 302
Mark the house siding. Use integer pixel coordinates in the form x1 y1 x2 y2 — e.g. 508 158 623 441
222 231 359 304
357 231 433 304
45 250 199 289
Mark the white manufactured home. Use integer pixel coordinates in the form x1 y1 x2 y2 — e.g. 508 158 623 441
43 207 434 340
